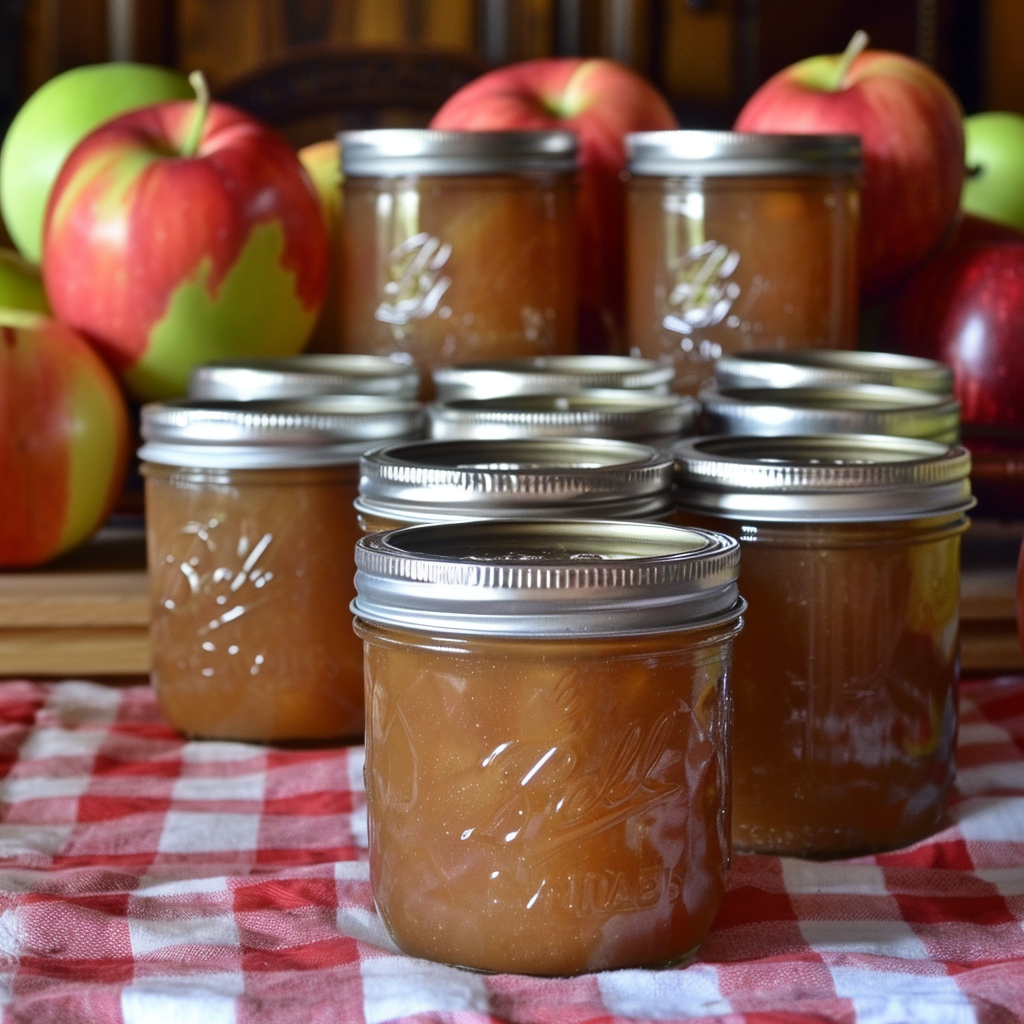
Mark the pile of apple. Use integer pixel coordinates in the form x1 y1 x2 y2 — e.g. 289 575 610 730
3 35 1021 568
734 31 1024 440
0 63 330 567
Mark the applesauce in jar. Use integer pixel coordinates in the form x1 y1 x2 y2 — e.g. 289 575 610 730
674 435 974 857
626 132 860 394
139 396 424 742
353 519 744 975
339 130 578 388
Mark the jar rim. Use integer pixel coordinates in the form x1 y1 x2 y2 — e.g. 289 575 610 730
714 350 953 396
699 384 961 445
188 355 420 401
340 128 579 176
674 433 974 522
432 355 674 400
626 130 862 177
353 518 743 636
139 397 425 469
428 390 697 442
357 437 674 520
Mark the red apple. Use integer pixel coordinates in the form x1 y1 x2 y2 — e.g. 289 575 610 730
734 31 965 300
42 75 330 401
430 58 678 354
882 214 1024 430
0 308 129 566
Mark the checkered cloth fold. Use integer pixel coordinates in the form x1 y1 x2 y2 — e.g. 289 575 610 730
0 677 1021 1024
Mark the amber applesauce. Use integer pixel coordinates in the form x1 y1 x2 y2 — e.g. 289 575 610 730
140 397 424 742
339 131 579 388
625 132 860 395
674 435 974 858
144 463 362 741
352 519 743 974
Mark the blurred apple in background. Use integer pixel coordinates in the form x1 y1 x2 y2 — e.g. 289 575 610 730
962 112 1024 234
299 139 343 353
735 31 965 300
0 62 191 264
42 74 330 401
0 309 129 567
884 222 1024 431
0 250 50 314
882 212 1024 516
430 57 678 354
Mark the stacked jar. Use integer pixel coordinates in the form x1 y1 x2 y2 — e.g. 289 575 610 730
349 350 739 973
673 433 973 857
140 393 424 742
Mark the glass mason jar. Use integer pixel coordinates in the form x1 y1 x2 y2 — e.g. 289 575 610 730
187 354 420 401
674 434 974 858
339 130 579 387
432 354 674 401
714 350 954 396
626 131 861 395
139 397 424 742
699 384 961 444
353 518 744 975
356 436 675 533
428 390 697 447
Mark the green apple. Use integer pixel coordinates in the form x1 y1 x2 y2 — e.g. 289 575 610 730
299 139 343 231
299 139 342 353
0 248 49 313
0 62 191 264
962 111 1024 233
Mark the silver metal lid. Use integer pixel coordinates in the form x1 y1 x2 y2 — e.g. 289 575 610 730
357 437 675 524
353 518 743 637
428 390 698 443
714 350 953 396
674 434 974 522
432 355 674 401
340 129 579 176
138 397 425 469
626 130 862 177
699 385 961 444
188 355 420 401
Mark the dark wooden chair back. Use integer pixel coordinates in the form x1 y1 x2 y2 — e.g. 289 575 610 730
216 45 491 147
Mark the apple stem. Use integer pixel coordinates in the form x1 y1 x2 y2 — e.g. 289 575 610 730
830 30 869 91
181 70 210 159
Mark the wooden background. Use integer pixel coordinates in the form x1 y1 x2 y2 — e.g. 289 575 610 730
4 0 1023 143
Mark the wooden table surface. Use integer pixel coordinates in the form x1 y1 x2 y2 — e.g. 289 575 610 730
0 517 1020 678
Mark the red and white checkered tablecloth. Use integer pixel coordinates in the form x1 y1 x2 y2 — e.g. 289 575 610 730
0 677 1021 1024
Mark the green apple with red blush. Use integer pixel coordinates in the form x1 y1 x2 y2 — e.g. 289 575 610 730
0 308 130 567
0 62 192 264
42 73 330 401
